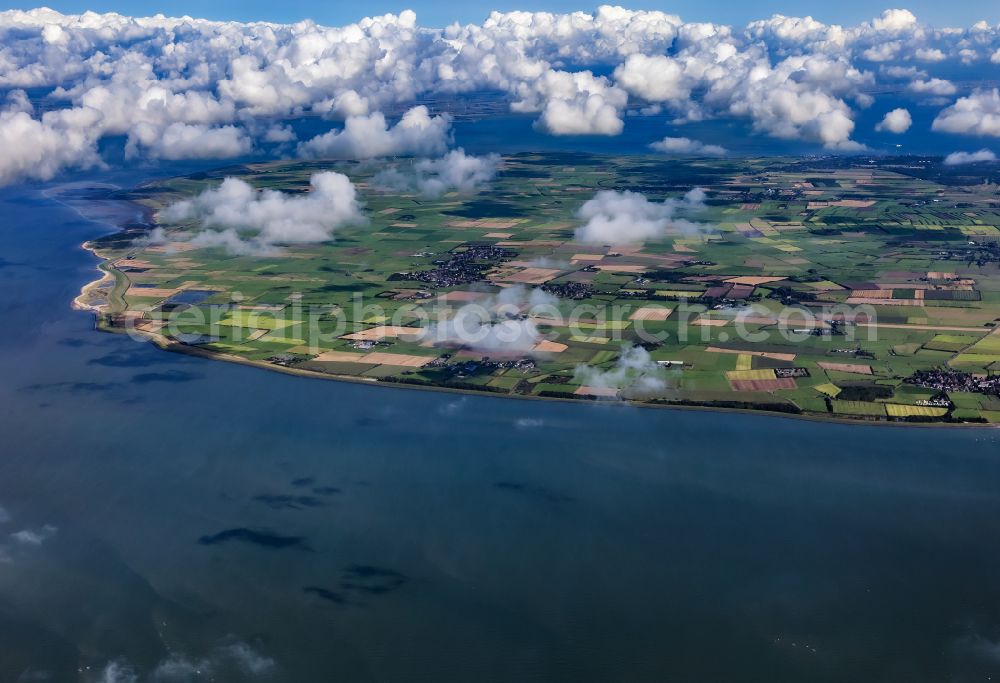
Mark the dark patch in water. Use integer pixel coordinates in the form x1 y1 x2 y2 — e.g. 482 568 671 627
58 338 93 348
354 416 387 428
290 478 340 496
493 481 575 504
339 565 408 595
197 528 311 550
253 494 326 510
88 348 185 368
303 586 349 605
130 370 204 384
20 381 121 395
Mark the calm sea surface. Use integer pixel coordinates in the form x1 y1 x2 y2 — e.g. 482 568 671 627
2 143 1000 682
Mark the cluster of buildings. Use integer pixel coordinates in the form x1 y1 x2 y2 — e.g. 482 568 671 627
905 369 1000 396
396 245 515 287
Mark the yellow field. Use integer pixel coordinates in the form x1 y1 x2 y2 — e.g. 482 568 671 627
655 290 702 298
725 369 776 381
831 400 887 416
219 310 297 330
885 404 949 418
815 383 842 397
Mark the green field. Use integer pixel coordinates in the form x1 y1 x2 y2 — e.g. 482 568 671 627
82 153 1000 424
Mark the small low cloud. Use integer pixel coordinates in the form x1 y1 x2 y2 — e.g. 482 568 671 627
907 78 957 96
127 122 252 160
423 286 560 355
4 89 33 114
525 256 571 269
438 397 468 416
875 108 912 133
163 171 365 253
880 65 927 80
298 106 451 159
914 47 946 62
263 123 296 144
217 642 276 677
535 91 625 136
649 136 727 156
944 149 997 165
10 524 57 546
575 188 707 244
573 345 670 397
97 660 137 683
104 639 278 682
0 506 9 524
933 89 1000 137
374 149 500 198
514 417 545 429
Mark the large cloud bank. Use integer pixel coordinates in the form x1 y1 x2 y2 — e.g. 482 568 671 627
1 6 1000 185
575 187 707 244
163 171 365 253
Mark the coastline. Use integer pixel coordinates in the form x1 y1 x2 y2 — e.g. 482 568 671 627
69 185 999 430
80 289 997 429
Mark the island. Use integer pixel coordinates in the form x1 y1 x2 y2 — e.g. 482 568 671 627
76 153 1000 424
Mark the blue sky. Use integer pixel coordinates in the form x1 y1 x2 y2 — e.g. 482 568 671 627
6 0 999 27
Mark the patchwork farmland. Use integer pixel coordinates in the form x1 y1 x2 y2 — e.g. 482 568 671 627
80 153 1000 424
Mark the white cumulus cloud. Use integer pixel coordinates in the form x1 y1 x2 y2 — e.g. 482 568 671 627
875 107 912 133
933 89 1000 137
422 286 560 355
0 7 995 184
10 524 57 546
374 148 501 197
944 149 997 165
297 106 451 159
163 171 365 252
613 54 690 103
573 345 669 397
908 78 957 96
649 136 727 156
575 187 707 244
128 122 252 160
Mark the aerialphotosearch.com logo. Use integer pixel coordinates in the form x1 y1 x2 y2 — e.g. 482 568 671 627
121 290 880 352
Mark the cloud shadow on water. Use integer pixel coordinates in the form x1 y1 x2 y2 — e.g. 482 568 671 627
493 481 576 504
130 370 204 384
305 564 410 608
19 381 121 395
302 586 349 605
197 528 312 551
252 494 326 511
88 347 190 368
339 564 408 595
